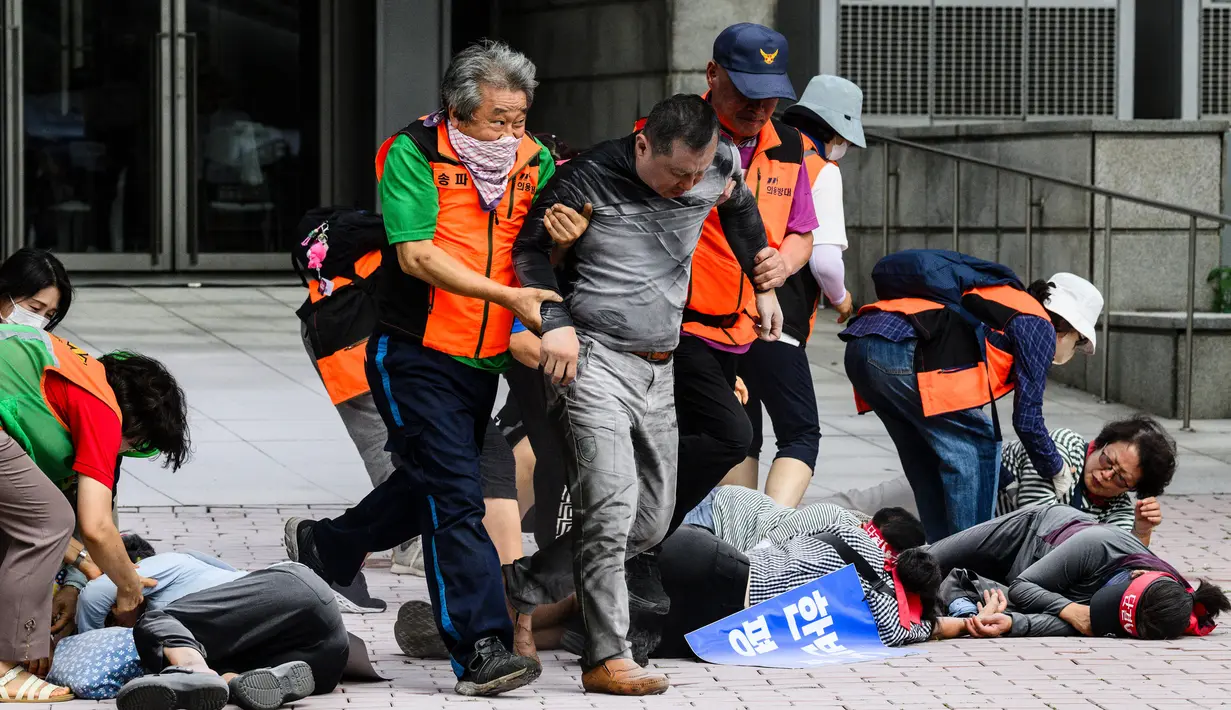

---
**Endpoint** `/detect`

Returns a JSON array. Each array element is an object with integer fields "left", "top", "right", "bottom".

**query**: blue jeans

[
  {"left": 844, "top": 336, "right": 1000, "bottom": 543},
  {"left": 680, "top": 488, "right": 717, "bottom": 532}
]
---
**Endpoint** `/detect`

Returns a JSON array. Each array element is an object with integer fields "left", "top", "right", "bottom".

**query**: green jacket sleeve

[
  {"left": 533, "top": 143, "right": 556, "bottom": 201},
  {"left": 380, "top": 134, "right": 439, "bottom": 244}
]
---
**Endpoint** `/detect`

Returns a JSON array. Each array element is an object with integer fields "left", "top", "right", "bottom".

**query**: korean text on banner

[{"left": 684, "top": 564, "right": 922, "bottom": 669}]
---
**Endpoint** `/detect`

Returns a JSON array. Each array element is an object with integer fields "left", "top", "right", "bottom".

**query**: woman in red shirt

[{"left": 0, "top": 250, "right": 191, "bottom": 702}]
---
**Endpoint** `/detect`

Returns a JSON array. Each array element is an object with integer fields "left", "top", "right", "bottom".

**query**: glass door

[
  {"left": 9, "top": 0, "right": 172, "bottom": 270},
  {"left": 176, "top": 0, "right": 315, "bottom": 270}
]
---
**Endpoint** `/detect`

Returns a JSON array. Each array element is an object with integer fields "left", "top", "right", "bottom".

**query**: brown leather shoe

[{"left": 581, "top": 658, "right": 669, "bottom": 696}]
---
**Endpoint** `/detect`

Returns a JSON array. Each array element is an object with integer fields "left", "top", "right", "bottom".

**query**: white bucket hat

[
  {"left": 1043, "top": 272, "right": 1104, "bottom": 355},
  {"left": 782, "top": 74, "right": 866, "bottom": 148}
]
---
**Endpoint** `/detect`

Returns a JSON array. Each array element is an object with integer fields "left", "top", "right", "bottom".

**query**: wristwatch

[{"left": 73, "top": 548, "right": 89, "bottom": 568}]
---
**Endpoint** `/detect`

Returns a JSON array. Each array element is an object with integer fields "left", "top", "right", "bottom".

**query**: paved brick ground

[
  {"left": 31, "top": 287, "right": 1231, "bottom": 709},
  {"left": 42, "top": 494, "right": 1224, "bottom": 710}
]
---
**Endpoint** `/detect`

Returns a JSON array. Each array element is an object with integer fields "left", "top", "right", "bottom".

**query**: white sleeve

[
  {"left": 810, "top": 163, "right": 848, "bottom": 249},
  {"left": 809, "top": 244, "right": 847, "bottom": 304}
]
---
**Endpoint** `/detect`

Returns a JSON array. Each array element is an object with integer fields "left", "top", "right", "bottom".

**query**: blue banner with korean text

[{"left": 684, "top": 564, "right": 922, "bottom": 668}]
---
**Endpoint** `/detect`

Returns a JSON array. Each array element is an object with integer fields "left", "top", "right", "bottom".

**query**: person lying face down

[
  {"left": 612, "top": 506, "right": 1006, "bottom": 655},
  {"left": 929, "top": 504, "right": 1231, "bottom": 639},
  {"left": 398, "top": 503, "right": 1016, "bottom": 664},
  {"left": 76, "top": 540, "right": 349, "bottom": 710}
]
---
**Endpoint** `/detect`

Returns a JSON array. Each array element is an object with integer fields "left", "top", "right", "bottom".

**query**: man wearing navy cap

[{"left": 669, "top": 23, "right": 820, "bottom": 533}]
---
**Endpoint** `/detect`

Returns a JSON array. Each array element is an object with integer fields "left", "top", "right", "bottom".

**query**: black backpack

[{"left": 293, "top": 208, "right": 387, "bottom": 387}]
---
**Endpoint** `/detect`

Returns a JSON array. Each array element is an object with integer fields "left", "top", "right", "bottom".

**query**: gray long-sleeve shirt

[
  {"left": 928, "top": 505, "right": 1154, "bottom": 637},
  {"left": 512, "top": 134, "right": 768, "bottom": 352},
  {"left": 1004, "top": 525, "right": 1148, "bottom": 636}
]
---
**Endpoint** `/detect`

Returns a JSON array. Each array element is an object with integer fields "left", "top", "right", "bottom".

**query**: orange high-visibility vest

[
  {"left": 686, "top": 117, "right": 806, "bottom": 346},
  {"left": 302, "top": 250, "right": 383, "bottom": 405},
  {"left": 853, "top": 284, "right": 1052, "bottom": 417},
  {"left": 630, "top": 109, "right": 808, "bottom": 346},
  {"left": 0, "top": 327, "right": 121, "bottom": 485},
  {"left": 374, "top": 119, "right": 544, "bottom": 359}
]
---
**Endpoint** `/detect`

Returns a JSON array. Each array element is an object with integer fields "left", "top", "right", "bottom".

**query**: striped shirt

[
  {"left": 996, "top": 428, "right": 1135, "bottom": 530},
  {"left": 710, "top": 485, "right": 864, "bottom": 553},
  {"left": 747, "top": 524, "right": 934, "bottom": 647}
]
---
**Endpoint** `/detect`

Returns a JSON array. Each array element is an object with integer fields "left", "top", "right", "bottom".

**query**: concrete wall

[
  {"left": 498, "top": 0, "right": 776, "bottom": 148},
  {"left": 376, "top": 0, "right": 445, "bottom": 141},
  {"left": 840, "top": 120, "right": 1230, "bottom": 313},
  {"left": 837, "top": 119, "right": 1231, "bottom": 417}
]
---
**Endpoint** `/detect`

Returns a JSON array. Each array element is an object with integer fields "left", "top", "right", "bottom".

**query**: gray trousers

[
  {"left": 506, "top": 333, "right": 677, "bottom": 667},
  {"left": 301, "top": 324, "right": 395, "bottom": 487},
  {"left": 0, "top": 430, "right": 75, "bottom": 661},
  {"left": 819, "top": 475, "right": 920, "bottom": 518},
  {"left": 134, "top": 563, "right": 350, "bottom": 694},
  {"left": 926, "top": 504, "right": 1094, "bottom": 580}
]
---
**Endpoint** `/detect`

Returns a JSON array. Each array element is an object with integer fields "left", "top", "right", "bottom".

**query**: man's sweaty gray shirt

[{"left": 512, "top": 134, "right": 768, "bottom": 352}]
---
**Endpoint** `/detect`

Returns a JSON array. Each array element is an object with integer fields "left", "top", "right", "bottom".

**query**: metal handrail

[{"left": 867, "top": 130, "right": 1231, "bottom": 430}]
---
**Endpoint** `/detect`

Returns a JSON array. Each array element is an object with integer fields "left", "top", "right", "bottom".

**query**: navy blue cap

[{"left": 712, "top": 23, "right": 795, "bottom": 101}]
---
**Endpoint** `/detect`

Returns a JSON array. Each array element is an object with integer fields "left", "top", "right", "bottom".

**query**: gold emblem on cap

[{"left": 760, "top": 48, "right": 779, "bottom": 65}]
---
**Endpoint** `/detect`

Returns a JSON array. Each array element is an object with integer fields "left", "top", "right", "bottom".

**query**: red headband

[
  {"left": 1119, "top": 571, "right": 1216, "bottom": 637},
  {"left": 862, "top": 521, "right": 922, "bottom": 629}
]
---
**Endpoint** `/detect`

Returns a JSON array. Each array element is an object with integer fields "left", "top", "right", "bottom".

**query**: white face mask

[
  {"left": 826, "top": 140, "right": 848, "bottom": 162},
  {"left": 1053, "top": 330, "right": 1080, "bottom": 366},
  {"left": 5, "top": 298, "right": 50, "bottom": 331}
]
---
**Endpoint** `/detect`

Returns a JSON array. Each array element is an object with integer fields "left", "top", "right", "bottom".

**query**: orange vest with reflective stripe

[
  {"left": 685, "top": 117, "right": 806, "bottom": 346},
  {"left": 853, "top": 284, "right": 1052, "bottom": 417},
  {"left": 374, "top": 120, "right": 543, "bottom": 359},
  {"left": 305, "top": 250, "right": 382, "bottom": 405}
]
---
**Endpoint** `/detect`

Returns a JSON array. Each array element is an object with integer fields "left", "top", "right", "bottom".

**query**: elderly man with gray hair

[{"left": 282, "top": 40, "right": 560, "bottom": 697}]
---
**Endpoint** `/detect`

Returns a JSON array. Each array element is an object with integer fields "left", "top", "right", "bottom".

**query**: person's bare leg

[
  {"left": 163, "top": 647, "right": 215, "bottom": 675},
  {"left": 506, "top": 599, "right": 538, "bottom": 661},
  {"left": 532, "top": 627, "right": 566, "bottom": 651},
  {"left": 718, "top": 456, "right": 758, "bottom": 489},
  {"left": 763, "top": 457, "right": 813, "bottom": 508},
  {"left": 483, "top": 498, "right": 524, "bottom": 565},
  {"left": 531, "top": 594, "right": 578, "bottom": 628},
  {"left": 519, "top": 595, "right": 578, "bottom": 653},
  {"left": 514, "top": 438, "right": 536, "bottom": 520}
]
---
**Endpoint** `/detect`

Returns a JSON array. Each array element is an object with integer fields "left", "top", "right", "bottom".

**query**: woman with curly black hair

[{"left": 0, "top": 327, "right": 189, "bottom": 701}]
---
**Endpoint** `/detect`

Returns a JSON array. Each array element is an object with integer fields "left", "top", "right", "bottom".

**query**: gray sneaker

[{"left": 390, "top": 537, "right": 426, "bottom": 576}]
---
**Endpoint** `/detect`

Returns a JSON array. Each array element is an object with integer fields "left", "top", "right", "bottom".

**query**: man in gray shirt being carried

[{"left": 507, "top": 94, "right": 784, "bottom": 695}]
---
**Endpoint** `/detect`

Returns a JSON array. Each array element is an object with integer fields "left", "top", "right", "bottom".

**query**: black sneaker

[
  {"left": 394, "top": 600, "right": 449, "bottom": 658},
  {"left": 282, "top": 517, "right": 327, "bottom": 579},
  {"left": 330, "top": 570, "right": 386, "bottom": 614},
  {"left": 227, "top": 661, "right": 315, "bottom": 710},
  {"left": 454, "top": 637, "right": 541, "bottom": 697},
  {"left": 627, "top": 616, "right": 664, "bottom": 667}
]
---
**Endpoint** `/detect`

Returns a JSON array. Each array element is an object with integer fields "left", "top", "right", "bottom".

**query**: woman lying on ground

[
  {"left": 928, "top": 504, "right": 1230, "bottom": 638},
  {"left": 398, "top": 505, "right": 1009, "bottom": 665},
  {"left": 821, "top": 415, "right": 1178, "bottom": 546}
]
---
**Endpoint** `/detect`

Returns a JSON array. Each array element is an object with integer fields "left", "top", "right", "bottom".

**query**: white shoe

[{"left": 390, "top": 537, "right": 426, "bottom": 577}]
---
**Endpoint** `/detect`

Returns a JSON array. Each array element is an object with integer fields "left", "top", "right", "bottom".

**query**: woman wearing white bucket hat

[
  {"left": 722, "top": 75, "right": 868, "bottom": 507},
  {"left": 842, "top": 258, "right": 1106, "bottom": 543}
]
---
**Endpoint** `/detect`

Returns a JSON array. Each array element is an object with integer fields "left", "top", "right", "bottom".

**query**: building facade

[{"left": 0, "top": 0, "right": 1224, "bottom": 272}]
